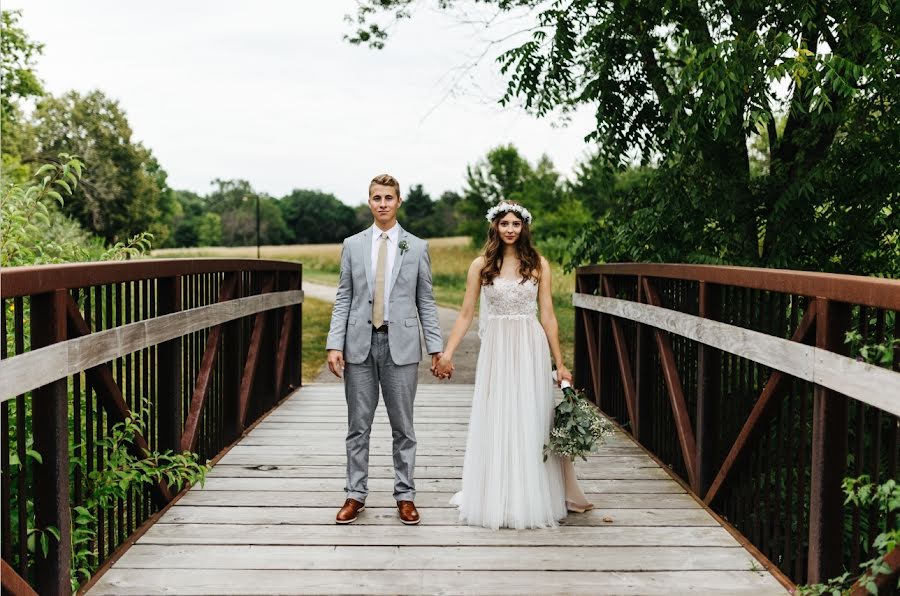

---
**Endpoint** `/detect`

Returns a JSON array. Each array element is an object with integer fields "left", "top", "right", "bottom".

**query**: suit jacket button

[
  {"left": 367, "top": 319, "right": 371, "bottom": 324},
  {"left": 368, "top": 300, "right": 372, "bottom": 304}
]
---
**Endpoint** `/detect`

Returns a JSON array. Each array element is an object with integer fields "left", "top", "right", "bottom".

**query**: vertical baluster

[
  {"left": 888, "top": 313, "right": 899, "bottom": 533},
  {"left": 84, "top": 288, "right": 95, "bottom": 532},
  {"left": 1, "top": 298, "right": 12, "bottom": 565},
  {"left": 93, "top": 286, "right": 105, "bottom": 562},
  {"left": 104, "top": 283, "right": 115, "bottom": 554},
  {"left": 141, "top": 278, "right": 151, "bottom": 519},
  {"left": 124, "top": 280, "right": 134, "bottom": 536},
  {"left": 807, "top": 298, "right": 851, "bottom": 583},
  {"left": 31, "top": 290, "right": 72, "bottom": 595},
  {"left": 697, "top": 281, "right": 720, "bottom": 497},
  {"left": 868, "top": 309, "right": 886, "bottom": 552},
  {"left": 14, "top": 297, "right": 27, "bottom": 579},
  {"left": 771, "top": 291, "right": 787, "bottom": 567},
  {"left": 214, "top": 273, "right": 222, "bottom": 451},
  {"left": 850, "top": 306, "right": 868, "bottom": 569},
  {"left": 72, "top": 290, "right": 83, "bottom": 508},
  {"left": 114, "top": 282, "right": 125, "bottom": 546},
  {"left": 133, "top": 279, "right": 143, "bottom": 522},
  {"left": 157, "top": 276, "right": 182, "bottom": 456}
]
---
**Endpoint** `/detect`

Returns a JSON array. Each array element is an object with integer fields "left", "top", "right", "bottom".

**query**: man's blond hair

[{"left": 369, "top": 174, "right": 401, "bottom": 198}]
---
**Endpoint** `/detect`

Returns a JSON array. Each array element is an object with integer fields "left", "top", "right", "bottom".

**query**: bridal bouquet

[{"left": 543, "top": 381, "right": 614, "bottom": 461}]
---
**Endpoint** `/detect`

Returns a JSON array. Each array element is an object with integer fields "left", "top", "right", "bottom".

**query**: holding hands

[{"left": 432, "top": 352, "right": 454, "bottom": 380}]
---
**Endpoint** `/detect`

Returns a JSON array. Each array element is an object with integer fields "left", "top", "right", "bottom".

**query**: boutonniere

[{"left": 398, "top": 239, "right": 409, "bottom": 255}]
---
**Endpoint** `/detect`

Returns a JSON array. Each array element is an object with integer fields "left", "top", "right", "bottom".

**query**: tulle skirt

[{"left": 450, "top": 316, "right": 591, "bottom": 530}]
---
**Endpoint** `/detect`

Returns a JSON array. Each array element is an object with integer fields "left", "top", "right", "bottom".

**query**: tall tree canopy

[
  {"left": 349, "top": 1, "right": 899, "bottom": 275},
  {"left": 30, "top": 90, "right": 174, "bottom": 244},
  {"left": 279, "top": 189, "right": 357, "bottom": 244},
  {"left": 1, "top": 9, "right": 44, "bottom": 180}
]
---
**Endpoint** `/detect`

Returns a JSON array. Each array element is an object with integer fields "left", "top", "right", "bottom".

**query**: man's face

[{"left": 368, "top": 184, "right": 401, "bottom": 227}]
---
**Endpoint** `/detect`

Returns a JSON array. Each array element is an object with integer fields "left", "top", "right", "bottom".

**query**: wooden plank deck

[{"left": 88, "top": 384, "right": 787, "bottom": 595}]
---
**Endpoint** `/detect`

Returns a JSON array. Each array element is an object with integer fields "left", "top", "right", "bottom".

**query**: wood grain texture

[
  {"left": 89, "top": 569, "right": 785, "bottom": 595},
  {"left": 109, "top": 544, "right": 749, "bottom": 570},
  {"left": 157, "top": 506, "right": 718, "bottom": 527},
  {"left": 85, "top": 383, "right": 786, "bottom": 596}
]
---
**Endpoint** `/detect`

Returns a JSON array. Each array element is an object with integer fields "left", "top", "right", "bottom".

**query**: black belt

[{"left": 372, "top": 324, "right": 389, "bottom": 333}]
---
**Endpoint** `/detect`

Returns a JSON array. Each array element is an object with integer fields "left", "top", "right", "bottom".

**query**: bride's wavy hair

[{"left": 479, "top": 201, "right": 542, "bottom": 286}]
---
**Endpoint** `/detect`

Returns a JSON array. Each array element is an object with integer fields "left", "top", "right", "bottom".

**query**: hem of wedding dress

[{"left": 450, "top": 492, "right": 569, "bottom": 530}]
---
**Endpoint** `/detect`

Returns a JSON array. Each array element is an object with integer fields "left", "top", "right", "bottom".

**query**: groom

[{"left": 325, "top": 174, "right": 444, "bottom": 525}]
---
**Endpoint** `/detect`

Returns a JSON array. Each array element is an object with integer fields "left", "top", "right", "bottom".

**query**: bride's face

[{"left": 497, "top": 212, "right": 523, "bottom": 245}]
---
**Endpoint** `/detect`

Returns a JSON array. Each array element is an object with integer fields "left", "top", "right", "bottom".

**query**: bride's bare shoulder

[{"left": 470, "top": 256, "right": 486, "bottom": 270}]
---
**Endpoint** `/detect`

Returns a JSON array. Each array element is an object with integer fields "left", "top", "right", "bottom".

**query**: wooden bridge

[{"left": 1, "top": 260, "right": 898, "bottom": 594}]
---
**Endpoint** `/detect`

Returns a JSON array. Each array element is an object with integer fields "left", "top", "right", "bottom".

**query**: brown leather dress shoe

[
  {"left": 335, "top": 498, "right": 365, "bottom": 524},
  {"left": 397, "top": 500, "right": 420, "bottom": 525}
]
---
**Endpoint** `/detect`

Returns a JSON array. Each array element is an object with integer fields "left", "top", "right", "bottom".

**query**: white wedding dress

[{"left": 450, "top": 277, "right": 592, "bottom": 530}]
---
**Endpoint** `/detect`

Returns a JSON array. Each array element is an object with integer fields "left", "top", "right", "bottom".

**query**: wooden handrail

[
  {"left": 577, "top": 264, "right": 900, "bottom": 311},
  {"left": 0, "top": 289, "right": 304, "bottom": 402},
  {"left": 573, "top": 293, "right": 900, "bottom": 416},
  {"left": 0, "top": 258, "right": 300, "bottom": 298}
]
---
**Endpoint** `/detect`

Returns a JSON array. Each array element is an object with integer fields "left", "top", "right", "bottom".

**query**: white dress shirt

[{"left": 370, "top": 223, "right": 399, "bottom": 324}]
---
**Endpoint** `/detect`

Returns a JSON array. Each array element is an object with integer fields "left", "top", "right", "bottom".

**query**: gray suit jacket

[{"left": 325, "top": 225, "right": 443, "bottom": 365}]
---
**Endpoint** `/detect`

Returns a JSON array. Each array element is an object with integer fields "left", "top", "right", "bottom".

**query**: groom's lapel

[
  {"left": 388, "top": 226, "right": 407, "bottom": 294},
  {"left": 359, "top": 227, "right": 373, "bottom": 298}
]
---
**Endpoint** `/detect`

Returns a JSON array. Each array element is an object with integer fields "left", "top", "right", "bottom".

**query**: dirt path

[{"left": 304, "top": 282, "right": 480, "bottom": 385}]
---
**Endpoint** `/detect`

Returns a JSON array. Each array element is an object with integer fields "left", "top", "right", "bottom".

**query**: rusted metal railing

[
  {"left": 573, "top": 264, "right": 899, "bottom": 588},
  {"left": 0, "top": 259, "right": 303, "bottom": 594}
]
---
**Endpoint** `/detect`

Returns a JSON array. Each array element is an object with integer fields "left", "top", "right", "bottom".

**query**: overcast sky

[{"left": 8, "top": 1, "right": 599, "bottom": 206}]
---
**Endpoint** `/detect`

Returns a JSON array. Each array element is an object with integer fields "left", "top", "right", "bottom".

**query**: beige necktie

[{"left": 372, "top": 232, "right": 388, "bottom": 327}]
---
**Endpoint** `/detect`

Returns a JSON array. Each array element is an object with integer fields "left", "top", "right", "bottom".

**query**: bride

[{"left": 435, "top": 201, "right": 592, "bottom": 530}]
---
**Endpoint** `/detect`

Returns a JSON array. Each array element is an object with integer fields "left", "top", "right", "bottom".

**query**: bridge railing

[
  {"left": 0, "top": 259, "right": 303, "bottom": 595},
  {"left": 574, "top": 264, "right": 899, "bottom": 588}
]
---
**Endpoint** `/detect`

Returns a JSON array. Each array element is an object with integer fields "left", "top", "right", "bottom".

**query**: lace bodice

[{"left": 482, "top": 278, "right": 538, "bottom": 320}]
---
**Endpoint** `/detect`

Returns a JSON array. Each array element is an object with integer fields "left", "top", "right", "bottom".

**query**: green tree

[
  {"left": 205, "top": 179, "right": 289, "bottom": 246},
  {"left": 0, "top": 9, "right": 44, "bottom": 181},
  {"left": 170, "top": 190, "right": 223, "bottom": 247},
  {"left": 570, "top": 155, "right": 654, "bottom": 220},
  {"left": 30, "top": 90, "right": 171, "bottom": 244},
  {"left": 398, "top": 184, "right": 436, "bottom": 237},
  {"left": 194, "top": 212, "right": 223, "bottom": 246},
  {"left": 2, "top": 154, "right": 152, "bottom": 267},
  {"left": 279, "top": 189, "right": 357, "bottom": 243},
  {"left": 349, "top": 0, "right": 900, "bottom": 276},
  {"left": 432, "top": 190, "right": 463, "bottom": 237},
  {"left": 220, "top": 198, "right": 289, "bottom": 247}
]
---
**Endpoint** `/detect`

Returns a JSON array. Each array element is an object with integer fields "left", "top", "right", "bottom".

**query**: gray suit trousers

[{"left": 344, "top": 328, "right": 418, "bottom": 502}]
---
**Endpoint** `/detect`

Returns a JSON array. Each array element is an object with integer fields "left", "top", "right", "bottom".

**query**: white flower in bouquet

[{"left": 543, "top": 380, "right": 614, "bottom": 461}]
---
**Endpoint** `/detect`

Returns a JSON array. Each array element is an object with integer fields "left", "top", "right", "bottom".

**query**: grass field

[
  {"left": 300, "top": 296, "right": 336, "bottom": 382},
  {"left": 154, "top": 236, "right": 576, "bottom": 375}
]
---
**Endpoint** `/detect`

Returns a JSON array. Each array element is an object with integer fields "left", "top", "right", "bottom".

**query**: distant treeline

[{"left": 168, "top": 181, "right": 468, "bottom": 248}]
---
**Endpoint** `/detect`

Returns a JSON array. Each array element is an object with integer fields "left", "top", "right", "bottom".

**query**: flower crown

[{"left": 485, "top": 202, "right": 533, "bottom": 224}]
